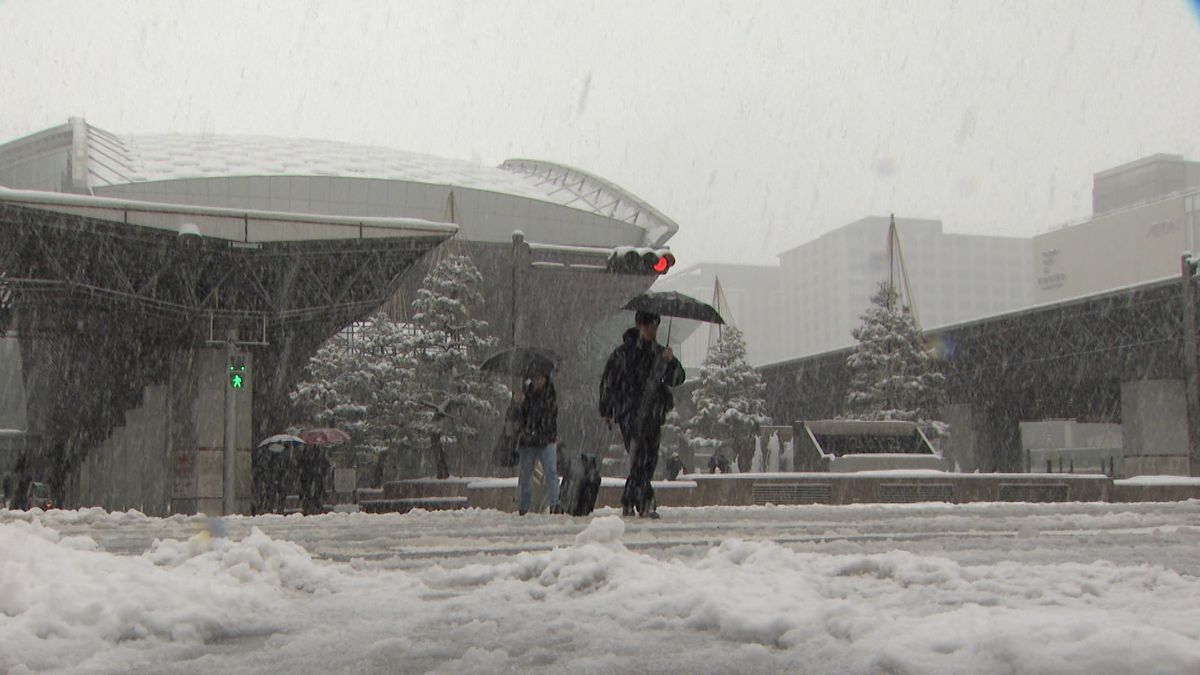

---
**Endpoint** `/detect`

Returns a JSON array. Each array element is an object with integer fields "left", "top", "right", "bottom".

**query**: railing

[{"left": 1027, "top": 447, "right": 1122, "bottom": 477}]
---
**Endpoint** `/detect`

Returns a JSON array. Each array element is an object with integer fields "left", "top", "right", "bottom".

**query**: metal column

[
  {"left": 223, "top": 329, "right": 238, "bottom": 515},
  {"left": 1181, "top": 255, "right": 1200, "bottom": 476}
]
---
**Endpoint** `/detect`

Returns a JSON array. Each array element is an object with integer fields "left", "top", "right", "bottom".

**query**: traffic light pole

[
  {"left": 223, "top": 328, "right": 238, "bottom": 515},
  {"left": 507, "top": 233, "right": 676, "bottom": 356},
  {"left": 511, "top": 231, "right": 529, "bottom": 349},
  {"left": 1182, "top": 255, "right": 1200, "bottom": 476}
]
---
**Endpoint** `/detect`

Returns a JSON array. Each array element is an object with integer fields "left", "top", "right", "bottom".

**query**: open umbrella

[
  {"left": 299, "top": 428, "right": 351, "bottom": 446},
  {"left": 480, "top": 346, "right": 560, "bottom": 376},
  {"left": 622, "top": 290, "right": 726, "bottom": 342},
  {"left": 257, "top": 433, "right": 305, "bottom": 453}
]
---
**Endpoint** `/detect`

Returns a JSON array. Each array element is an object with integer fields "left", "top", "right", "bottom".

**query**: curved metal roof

[
  {"left": 65, "top": 122, "right": 677, "bottom": 244},
  {"left": 499, "top": 159, "right": 678, "bottom": 247}
]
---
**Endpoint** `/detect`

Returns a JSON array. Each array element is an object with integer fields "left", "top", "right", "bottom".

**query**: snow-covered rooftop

[
  {"left": 0, "top": 120, "right": 678, "bottom": 245},
  {"left": 85, "top": 127, "right": 554, "bottom": 198}
]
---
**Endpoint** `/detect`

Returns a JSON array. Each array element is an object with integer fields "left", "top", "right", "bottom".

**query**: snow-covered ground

[{"left": 4, "top": 501, "right": 1200, "bottom": 674}]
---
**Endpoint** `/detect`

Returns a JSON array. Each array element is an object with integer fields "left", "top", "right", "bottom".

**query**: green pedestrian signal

[{"left": 229, "top": 356, "right": 247, "bottom": 389}]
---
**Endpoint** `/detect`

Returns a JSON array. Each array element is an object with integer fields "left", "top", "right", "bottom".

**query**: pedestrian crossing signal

[
  {"left": 606, "top": 248, "right": 676, "bottom": 275},
  {"left": 229, "top": 357, "right": 247, "bottom": 389}
]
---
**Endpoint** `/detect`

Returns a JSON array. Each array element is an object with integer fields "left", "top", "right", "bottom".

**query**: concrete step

[
  {"left": 381, "top": 477, "right": 480, "bottom": 500},
  {"left": 359, "top": 496, "right": 470, "bottom": 514},
  {"left": 466, "top": 477, "right": 697, "bottom": 512}
]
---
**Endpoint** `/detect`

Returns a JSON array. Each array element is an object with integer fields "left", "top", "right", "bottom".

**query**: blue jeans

[{"left": 517, "top": 442, "right": 559, "bottom": 513}]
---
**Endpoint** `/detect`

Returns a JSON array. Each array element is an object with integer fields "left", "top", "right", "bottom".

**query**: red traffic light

[
  {"left": 652, "top": 252, "right": 675, "bottom": 274},
  {"left": 606, "top": 247, "right": 676, "bottom": 275}
]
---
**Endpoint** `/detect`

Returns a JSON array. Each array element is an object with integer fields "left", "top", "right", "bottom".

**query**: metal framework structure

[
  {"left": 760, "top": 276, "right": 1191, "bottom": 471},
  {"left": 499, "top": 159, "right": 679, "bottom": 247},
  {"left": 0, "top": 198, "right": 452, "bottom": 500}
]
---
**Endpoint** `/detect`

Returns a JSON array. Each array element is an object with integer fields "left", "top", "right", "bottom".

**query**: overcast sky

[{"left": 2, "top": 0, "right": 1198, "bottom": 265}]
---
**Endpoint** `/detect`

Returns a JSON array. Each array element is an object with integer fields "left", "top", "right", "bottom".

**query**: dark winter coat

[
  {"left": 599, "top": 328, "right": 686, "bottom": 435},
  {"left": 517, "top": 380, "right": 557, "bottom": 448}
]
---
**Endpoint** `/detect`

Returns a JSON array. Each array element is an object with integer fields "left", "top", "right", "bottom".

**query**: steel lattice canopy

[
  {"left": 757, "top": 276, "right": 1189, "bottom": 471},
  {"left": 0, "top": 187, "right": 457, "bottom": 336}
]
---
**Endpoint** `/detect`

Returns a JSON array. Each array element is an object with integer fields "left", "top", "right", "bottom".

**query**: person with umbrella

[
  {"left": 254, "top": 434, "right": 305, "bottom": 514},
  {"left": 481, "top": 347, "right": 560, "bottom": 475},
  {"left": 296, "top": 428, "right": 348, "bottom": 515},
  {"left": 514, "top": 363, "right": 561, "bottom": 515},
  {"left": 599, "top": 310, "right": 686, "bottom": 518}
]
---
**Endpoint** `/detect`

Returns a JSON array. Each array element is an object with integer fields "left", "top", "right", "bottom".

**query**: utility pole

[
  {"left": 511, "top": 231, "right": 529, "bottom": 349},
  {"left": 223, "top": 327, "right": 238, "bottom": 515},
  {"left": 1181, "top": 255, "right": 1200, "bottom": 476}
]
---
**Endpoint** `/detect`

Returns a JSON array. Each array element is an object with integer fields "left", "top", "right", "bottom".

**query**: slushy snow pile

[{"left": 3, "top": 505, "right": 1200, "bottom": 674}]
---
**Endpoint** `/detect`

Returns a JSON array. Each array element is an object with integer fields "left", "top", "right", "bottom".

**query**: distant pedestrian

[
  {"left": 599, "top": 311, "right": 685, "bottom": 518},
  {"left": 665, "top": 453, "right": 685, "bottom": 481},
  {"left": 515, "top": 369, "right": 560, "bottom": 515},
  {"left": 708, "top": 451, "right": 732, "bottom": 474},
  {"left": 297, "top": 445, "right": 328, "bottom": 515}
]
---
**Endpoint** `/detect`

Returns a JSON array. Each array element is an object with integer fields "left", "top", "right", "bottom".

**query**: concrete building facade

[
  {"left": 656, "top": 217, "right": 1032, "bottom": 369},
  {"left": 1034, "top": 154, "right": 1200, "bottom": 303},
  {"left": 778, "top": 216, "right": 1032, "bottom": 359}
]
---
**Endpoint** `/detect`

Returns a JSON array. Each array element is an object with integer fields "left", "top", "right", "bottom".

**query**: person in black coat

[
  {"left": 515, "top": 370, "right": 561, "bottom": 515},
  {"left": 599, "top": 311, "right": 686, "bottom": 518}
]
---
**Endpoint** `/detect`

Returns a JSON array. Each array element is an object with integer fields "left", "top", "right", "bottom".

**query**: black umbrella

[
  {"left": 480, "top": 346, "right": 560, "bottom": 376},
  {"left": 622, "top": 291, "right": 726, "bottom": 342}
]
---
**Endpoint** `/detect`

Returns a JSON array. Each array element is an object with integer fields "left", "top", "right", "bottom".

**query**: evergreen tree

[
  {"left": 290, "top": 312, "right": 415, "bottom": 453},
  {"left": 685, "top": 326, "right": 771, "bottom": 470},
  {"left": 351, "top": 313, "right": 420, "bottom": 453},
  {"left": 290, "top": 329, "right": 358, "bottom": 429},
  {"left": 404, "top": 255, "right": 507, "bottom": 478},
  {"left": 291, "top": 255, "right": 505, "bottom": 480},
  {"left": 660, "top": 410, "right": 688, "bottom": 474},
  {"left": 844, "top": 282, "right": 947, "bottom": 436}
]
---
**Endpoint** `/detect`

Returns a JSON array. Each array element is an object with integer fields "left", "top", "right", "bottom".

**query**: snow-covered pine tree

[
  {"left": 350, "top": 313, "right": 420, "bottom": 452},
  {"left": 289, "top": 312, "right": 415, "bottom": 453},
  {"left": 404, "top": 255, "right": 508, "bottom": 478},
  {"left": 685, "top": 325, "right": 771, "bottom": 471},
  {"left": 290, "top": 330, "right": 358, "bottom": 429},
  {"left": 660, "top": 410, "right": 689, "bottom": 475},
  {"left": 844, "top": 282, "right": 947, "bottom": 436}
]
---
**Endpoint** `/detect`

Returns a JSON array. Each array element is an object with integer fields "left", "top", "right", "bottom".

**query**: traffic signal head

[{"left": 607, "top": 248, "right": 676, "bottom": 275}]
